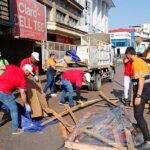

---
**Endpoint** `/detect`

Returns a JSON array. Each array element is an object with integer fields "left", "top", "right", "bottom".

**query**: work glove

[
  {"left": 57, "top": 69, "right": 62, "bottom": 73},
  {"left": 25, "top": 104, "right": 31, "bottom": 113},
  {"left": 34, "top": 75, "right": 39, "bottom": 82}
]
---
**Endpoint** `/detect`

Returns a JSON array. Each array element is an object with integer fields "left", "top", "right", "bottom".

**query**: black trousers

[{"left": 133, "top": 97, "right": 150, "bottom": 142}]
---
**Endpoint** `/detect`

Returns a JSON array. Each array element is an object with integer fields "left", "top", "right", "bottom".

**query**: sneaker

[
  {"left": 135, "top": 142, "right": 150, "bottom": 150},
  {"left": 51, "top": 93, "right": 57, "bottom": 97},
  {"left": 12, "top": 128, "right": 24, "bottom": 135},
  {"left": 69, "top": 105, "right": 74, "bottom": 108},
  {"left": 59, "top": 102, "right": 65, "bottom": 105},
  {"left": 43, "top": 92, "right": 46, "bottom": 97}
]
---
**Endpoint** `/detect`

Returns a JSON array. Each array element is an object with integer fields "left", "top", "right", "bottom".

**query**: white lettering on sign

[
  {"left": 34, "top": 20, "right": 44, "bottom": 32},
  {"left": 18, "top": 2, "right": 39, "bottom": 18},
  {"left": 13, "top": 0, "right": 46, "bottom": 40},
  {"left": 14, "top": 2, "right": 45, "bottom": 32}
]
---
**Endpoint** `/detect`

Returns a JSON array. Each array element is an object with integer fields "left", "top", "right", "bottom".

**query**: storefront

[
  {"left": 0, "top": 0, "right": 46, "bottom": 69},
  {"left": 109, "top": 28, "right": 135, "bottom": 55}
]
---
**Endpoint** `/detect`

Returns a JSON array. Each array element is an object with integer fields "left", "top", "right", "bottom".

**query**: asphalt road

[{"left": 0, "top": 62, "right": 149, "bottom": 150}]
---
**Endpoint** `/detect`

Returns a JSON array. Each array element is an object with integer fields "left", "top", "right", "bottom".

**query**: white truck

[{"left": 42, "top": 33, "right": 116, "bottom": 91}]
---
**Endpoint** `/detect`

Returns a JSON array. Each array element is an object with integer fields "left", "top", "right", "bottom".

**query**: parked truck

[{"left": 42, "top": 33, "right": 116, "bottom": 91}]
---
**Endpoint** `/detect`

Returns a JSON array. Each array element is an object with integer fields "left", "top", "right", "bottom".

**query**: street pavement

[{"left": 0, "top": 63, "right": 150, "bottom": 150}]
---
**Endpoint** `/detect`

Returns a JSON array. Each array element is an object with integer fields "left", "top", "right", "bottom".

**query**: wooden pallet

[{"left": 64, "top": 93, "right": 138, "bottom": 150}]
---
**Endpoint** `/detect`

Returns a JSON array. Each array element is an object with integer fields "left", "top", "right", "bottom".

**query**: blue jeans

[
  {"left": 60, "top": 78, "right": 74, "bottom": 106},
  {"left": 0, "top": 91, "right": 18, "bottom": 131},
  {"left": 43, "top": 73, "right": 55, "bottom": 94}
]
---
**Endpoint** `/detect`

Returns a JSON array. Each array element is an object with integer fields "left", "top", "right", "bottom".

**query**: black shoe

[
  {"left": 125, "top": 101, "right": 130, "bottom": 106},
  {"left": 135, "top": 142, "right": 150, "bottom": 150},
  {"left": 0, "top": 113, "right": 11, "bottom": 127},
  {"left": 119, "top": 98, "right": 130, "bottom": 106}
]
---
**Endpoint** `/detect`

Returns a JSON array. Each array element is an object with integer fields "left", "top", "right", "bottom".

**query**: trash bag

[{"left": 66, "top": 50, "right": 80, "bottom": 62}]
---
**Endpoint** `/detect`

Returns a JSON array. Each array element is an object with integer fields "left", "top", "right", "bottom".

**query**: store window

[
  {"left": 56, "top": 11, "right": 65, "bottom": 23},
  {"left": 112, "top": 39, "right": 129, "bottom": 47}
]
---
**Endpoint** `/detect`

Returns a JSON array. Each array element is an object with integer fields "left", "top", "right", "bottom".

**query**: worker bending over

[
  {"left": 0, "top": 64, "right": 33, "bottom": 135},
  {"left": 60, "top": 70, "right": 91, "bottom": 107}
]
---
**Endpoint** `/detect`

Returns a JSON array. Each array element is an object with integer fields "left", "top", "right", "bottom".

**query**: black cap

[{"left": 50, "top": 53, "right": 55, "bottom": 57}]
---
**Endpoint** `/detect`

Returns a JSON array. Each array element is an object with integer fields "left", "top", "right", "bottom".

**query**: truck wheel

[
  {"left": 109, "top": 68, "right": 115, "bottom": 82},
  {"left": 88, "top": 82, "right": 94, "bottom": 91},
  {"left": 93, "top": 74, "right": 101, "bottom": 91}
]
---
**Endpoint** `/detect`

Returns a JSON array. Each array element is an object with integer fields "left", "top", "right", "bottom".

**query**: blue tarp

[
  {"left": 66, "top": 50, "right": 80, "bottom": 62},
  {"left": 0, "top": 103, "right": 57, "bottom": 132}
]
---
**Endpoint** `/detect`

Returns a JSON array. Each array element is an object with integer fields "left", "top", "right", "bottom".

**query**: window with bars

[
  {"left": 68, "top": 17, "right": 77, "bottom": 27},
  {"left": 56, "top": 11, "right": 65, "bottom": 23},
  {"left": 46, "top": 7, "right": 51, "bottom": 22}
]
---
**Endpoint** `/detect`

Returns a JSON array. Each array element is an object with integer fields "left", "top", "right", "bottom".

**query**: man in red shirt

[
  {"left": 0, "top": 64, "right": 34, "bottom": 135},
  {"left": 20, "top": 52, "right": 39, "bottom": 81},
  {"left": 122, "top": 57, "right": 132, "bottom": 106},
  {"left": 60, "top": 70, "right": 91, "bottom": 107}
]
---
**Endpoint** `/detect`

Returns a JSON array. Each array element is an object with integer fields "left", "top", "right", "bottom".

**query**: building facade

[
  {"left": 0, "top": 0, "right": 14, "bottom": 33},
  {"left": 109, "top": 28, "right": 135, "bottom": 55},
  {"left": 38, "top": 0, "right": 86, "bottom": 44},
  {"left": 75, "top": 0, "right": 115, "bottom": 33}
]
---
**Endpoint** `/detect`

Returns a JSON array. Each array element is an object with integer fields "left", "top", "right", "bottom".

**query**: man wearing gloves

[
  {"left": 20, "top": 52, "right": 40, "bottom": 81},
  {"left": 60, "top": 70, "right": 91, "bottom": 107},
  {"left": 0, "top": 64, "right": 33, "bottom": 135}
]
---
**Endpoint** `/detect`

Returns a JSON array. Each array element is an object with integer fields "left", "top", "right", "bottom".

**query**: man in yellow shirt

[
  {"left": 126, "top": 47, "right": 150, "bottom": 149},
  {"left": 43, "top": 53, "right": 57, "bottom": 97}
]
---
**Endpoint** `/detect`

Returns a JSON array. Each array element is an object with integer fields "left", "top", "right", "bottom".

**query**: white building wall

[
  {"left": 75, "top": 0, "right": 114, "bottom": 34},
  {"left": 143, "top": 23, "right": 150, "bottom": 33}
]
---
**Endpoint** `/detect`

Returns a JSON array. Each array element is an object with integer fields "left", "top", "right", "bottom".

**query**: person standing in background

[
  {"left": 43, "top": 53, "right": 57, "bottom": 97},
  {"left": 122, "top": 56, "right": 132, "bottom": 106},
  {"left": 126, "top": 47, "right": 150, "bottom": 149},
  {"left": 20, "top": 52, "right": 40, "bottom": 82}
]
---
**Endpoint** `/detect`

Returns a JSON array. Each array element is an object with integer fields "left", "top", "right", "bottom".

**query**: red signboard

[
  {"left": 13, "top": 0, "right": 46, "bottom": 41},
  {"left": 56, "top": 35, "right": 73, "bottom": 44}
]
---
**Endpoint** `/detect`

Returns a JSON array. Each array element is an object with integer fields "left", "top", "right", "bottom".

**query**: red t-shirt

[
  {"left": 62, "top": 70, "right": 83, "bottom": 88},
  {"left": 20, "top": 58, "right": 39, "bottom": 73},
  {"left": 0, "top": 65, "right": 26, "bottom": 94},
  {"left": 123, "top": 58, "right": 132, "bottom": 77}
]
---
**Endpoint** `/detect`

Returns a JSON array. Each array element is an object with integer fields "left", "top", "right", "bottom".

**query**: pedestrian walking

[
  {"left": 122, "top": 56, "right": 132, "bottom": 106},
  {"left": 59, "top": 70, "right": 91, "bottom": 107},
  {"left": 117, "top": 48, "right": 121, "bottom": 58},
  {"left": 43, "top": 53, "right": 57, "bottom": 97},
  {"left": 0, "top": 64, "right": 33, "bottom": 135},
  {"left": 125, "top": 47, "right": 150, "bottom": 149},
  {"left": 20, "top": 52, "right": 40, "bottom": 82}
]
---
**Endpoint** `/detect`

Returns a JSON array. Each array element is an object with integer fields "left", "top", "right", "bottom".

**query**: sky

[{"left": 109, "top": 0, "right": 150, "bottom": 30}]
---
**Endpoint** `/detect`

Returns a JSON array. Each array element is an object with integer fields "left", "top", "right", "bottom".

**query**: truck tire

[{"left": 93, "top": 74, "right": 101, "bottom": 91}]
